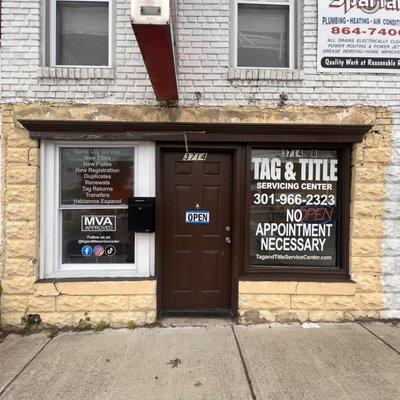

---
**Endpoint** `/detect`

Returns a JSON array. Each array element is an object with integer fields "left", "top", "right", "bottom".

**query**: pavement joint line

[
  {"left": 231, "top": 326, "right": 257, "bottom": 400},
  {"left": 0, "top": 336, "right": 52, "bottom": 398},
  {"left": 357, "top": 322, "right": 400, "bottom": 357}
]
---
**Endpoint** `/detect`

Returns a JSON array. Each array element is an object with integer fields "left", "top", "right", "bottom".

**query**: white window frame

[
  {"left": 233, "top": 0, "right": 296, "bottom": 69},
  {"left": 40, "top": 141, "right": 155, "bottom": 279},
  {"left": 49, "top": 0, "right": 113, "bottom": 67}
]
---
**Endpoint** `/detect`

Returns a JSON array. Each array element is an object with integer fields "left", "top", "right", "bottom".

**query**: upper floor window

[
  {"left": 50, "top": 0, "right": 112, "bottom": 67},
  {"left": 234, "top": 0, "right": 296, "bottom": 69}
]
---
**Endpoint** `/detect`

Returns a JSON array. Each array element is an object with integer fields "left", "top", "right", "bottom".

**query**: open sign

[
  {"left": 299, "top": 205, "right": 335, "bottom": 224},
  {"left": 185, "top": 211, "right": 210, "bottom": 224}
]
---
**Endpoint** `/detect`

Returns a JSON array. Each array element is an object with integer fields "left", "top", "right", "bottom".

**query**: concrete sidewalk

[{"left": 0, "top": 322, "right": 399, "bottom": 400}]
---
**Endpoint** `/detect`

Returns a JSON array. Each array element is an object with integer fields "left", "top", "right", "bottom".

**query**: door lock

[
  {"left": 225, "top": 237, "right": 232, "bottom": 244},
  {"left": 225, "top": 226, "right": 231, "bottom": 232}
]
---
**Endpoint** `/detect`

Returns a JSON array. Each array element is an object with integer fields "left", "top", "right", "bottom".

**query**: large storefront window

[
  {"left": 247, "top": 146, "right": 350, "bottom": 278},
  {"left": 41, "top": 142, "right": 155, "bottom": 279}
]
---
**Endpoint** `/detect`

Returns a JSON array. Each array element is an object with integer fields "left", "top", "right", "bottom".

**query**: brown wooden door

[{"left": 161, "top": 151, "right": 233, "bottom": 313}]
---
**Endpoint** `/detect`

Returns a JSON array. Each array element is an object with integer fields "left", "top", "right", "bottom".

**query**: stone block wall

[
  {"left": 0, "top": 0, "right": 399, "bottom": 326},
  {"left": 0, "top": 103, "right": 395, "bottom": 328},
  {"left": 238, "top": 107, "right": 394, "bottom": 323},
  {"left": 1, "top": 281, "right": 156, "bottom": 329},
  {"left": 0, "top": 104, "right": 158, "bottom": 330},
  {"left": 239, "top": 281, "right": 357, "bottom": 323}
]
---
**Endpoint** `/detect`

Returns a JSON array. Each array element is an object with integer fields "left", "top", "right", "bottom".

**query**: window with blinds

[
  {"left": 51, "top": 0, "right": 111, "bottom": 67},
  {"left": 235, "top": 0, "right": 296, "bottom": 69}
]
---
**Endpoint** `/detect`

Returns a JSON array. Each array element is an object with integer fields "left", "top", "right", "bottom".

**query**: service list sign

[
  {"left": 60, "top": 147, "right": 135, "bottom": 265},
  {"left": 318, "top": 0, "right": 400, "bottom": 73},
  {"left": 250, "top": 150, "right": 338, "bottom": 268},
  {"left": 61, "top": 148, "right": 134, "bottom": 206}
]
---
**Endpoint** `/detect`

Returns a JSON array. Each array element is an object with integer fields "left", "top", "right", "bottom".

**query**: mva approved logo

[{"left": 81, "top": 215, "right": 116, "bottom": 232}]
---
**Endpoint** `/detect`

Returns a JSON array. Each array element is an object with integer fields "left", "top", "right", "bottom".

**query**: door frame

[{"left": 156, "top": 143, "right": 245, "bottom": 318}]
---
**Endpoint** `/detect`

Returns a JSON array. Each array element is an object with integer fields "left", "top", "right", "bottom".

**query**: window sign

[
  {"left": 61, "top": 147, "right": 134, "bottom": 206},
  {"left": 62, "top": 209, "right": 134, "bottom": 264},
  {"left": 60, "top": 147, "right": 135, "bottom": 265},
  {"left": 250, "top": 149, "right": 339, "bottom": 268}
]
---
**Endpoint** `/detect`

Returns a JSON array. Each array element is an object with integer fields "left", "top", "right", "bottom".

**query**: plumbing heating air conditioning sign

[{"left": 318, "top": 0, "right": 400, "bottom": 73}]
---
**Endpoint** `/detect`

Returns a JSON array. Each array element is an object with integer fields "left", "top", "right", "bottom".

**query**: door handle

[{"left": 225, "top": 237, "right": 232, "bottom": 244}]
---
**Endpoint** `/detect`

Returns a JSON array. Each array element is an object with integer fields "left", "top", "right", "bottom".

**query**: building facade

[{"left": 0, "top": 0, "right": 399, "bottom": 330}]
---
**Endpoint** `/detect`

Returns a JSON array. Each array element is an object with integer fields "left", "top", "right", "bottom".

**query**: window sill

[
  {"left": 38, "top": 67, "right": 116, "bottom": 80},
  {"left": 34, "top": 278, "right": 156, "bottom": 297},
  {"left": 240, "top": 273, "right": 353, "bottom": 283},
  {"left": 228, "top": 67, "right": 304, "bottom": 81},
  {"left": 239, "top": 279, "right": 356, "bottom": 296}
]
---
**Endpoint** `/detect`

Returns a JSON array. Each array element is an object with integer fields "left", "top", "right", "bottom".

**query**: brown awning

[{"left": 18, "top": 120, "right": 372, "bottom": 143}]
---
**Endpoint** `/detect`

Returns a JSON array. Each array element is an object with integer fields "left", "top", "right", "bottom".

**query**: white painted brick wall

[
  {"left": 1, "top": 0, "right": 400, "bottom": 107},
  {"left": 0, "top": 0, "right": 399, "bottom": 316},
  {"left": 0, "top": 111, "right": 3, "bottom": 279}
]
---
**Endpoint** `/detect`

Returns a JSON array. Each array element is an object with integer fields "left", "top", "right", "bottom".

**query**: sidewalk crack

[
  {"left": 231, "top": 326, "right": 257, "bottom": 400},
  {"left": 358, "top": 322, "right": 400, "bottom": 357},
  {"left": 0, "top": 336, "right": 53, "bottom": 397}
]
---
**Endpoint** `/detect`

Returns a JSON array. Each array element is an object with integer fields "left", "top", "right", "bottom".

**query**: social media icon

[
  {"left": 105, "top": 245, "right": 116, "bottom": 257},
  {"left": 93, "top": 245, "right": 105, "bottom": 257},
  {"left": 81, "top": 245, "right": 93, "bottom": 256}
]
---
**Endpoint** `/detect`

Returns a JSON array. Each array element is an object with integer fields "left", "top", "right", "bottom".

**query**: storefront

[{"left": 1, "top": 103, "right": 390, "bottom": 330}]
